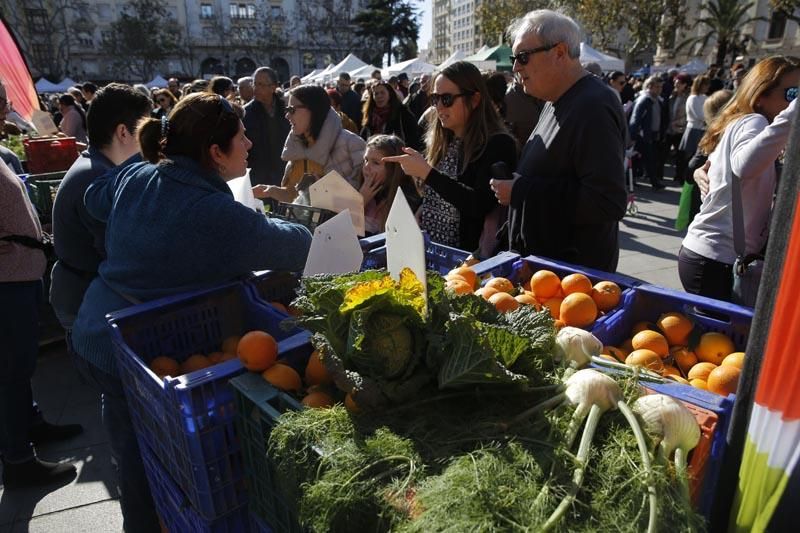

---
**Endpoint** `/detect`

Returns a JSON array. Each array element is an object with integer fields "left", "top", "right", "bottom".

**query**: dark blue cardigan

[{"left": 71, "top": 156, "right": 312, "bottom": 375}]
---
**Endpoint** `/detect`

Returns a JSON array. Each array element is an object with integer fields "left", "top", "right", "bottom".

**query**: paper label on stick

[
  {"left": 31, "top": 110, "right": 59, "bottom": 136},
  {"left": 303, "top": 210, "right": 364, "bottom": 276},
  {"left": 385, "top": 190, "right": 427, "bottom": 310},
  {"left": 309, "top": 171, "right": 365, "bottom": 236},
  {"left": 227, "top": 169, "right": 263, "bottom": 212}
]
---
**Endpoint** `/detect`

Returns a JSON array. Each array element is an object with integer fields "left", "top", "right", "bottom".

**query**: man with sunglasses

[
  {"left": 491, "top": 10, "right": 627, "bottom": 272},
  {"left": 243, "top": 66, "right": 290, "bottom": 187}
]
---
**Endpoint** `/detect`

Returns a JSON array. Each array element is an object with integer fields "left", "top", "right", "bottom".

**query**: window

[
  {"left": 32, "top": 43, "right": 50, "bottom": 65},
  {"left": 97, "top": 3, "right": 111, "bottom": 20},
  {"left": 767, "top": 10, "right": 787, "bottom": 40},
  {"left": 271, "top": 6, "right": 282, "bottom": 18},
  {"left": 25, "top": 9, "right": 47, "bottom": 33},
  {"left": 77, "top": 32, "right": 94, "bottom": 47},
  {"left": 200, "top": 3, "right": 213, "bottom": 19},
  {"left": 303, "top": 52, "right": 315, "bottom": 70},
  {"left": 231, "top": 3, "right": 256, "bottom": 19}
]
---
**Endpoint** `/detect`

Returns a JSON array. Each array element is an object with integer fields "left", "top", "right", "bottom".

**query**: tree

[
  {"left": 101, "top": 0, "right": 180, "bottom": 81},
  {"left": 770, "top": 0, "right": 800, "bottom": 23},
  {"left": 476, "top": 0, "right": 553, "bottom": 46},
  {"left": 678, "top": 0, "right": 765, "bottom": 67},
  {"left": 293, "top": 0, "right": 372, "bottom": 65},
  {"left": 353, "top": 0, "right": 420, "bottom": 66}
]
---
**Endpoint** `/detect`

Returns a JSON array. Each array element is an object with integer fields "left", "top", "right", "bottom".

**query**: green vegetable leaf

[{"left": 504, "top": 306, "right": 557, "bottom": 354}]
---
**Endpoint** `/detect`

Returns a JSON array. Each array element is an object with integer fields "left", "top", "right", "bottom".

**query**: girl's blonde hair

[{"left": 699, "top": 56, "right": 798, "bottom": 154}]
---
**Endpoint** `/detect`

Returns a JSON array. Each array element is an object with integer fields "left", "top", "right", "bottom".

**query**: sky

[{"left": 416, "top": 0, "right": 433, "bottom": 51}]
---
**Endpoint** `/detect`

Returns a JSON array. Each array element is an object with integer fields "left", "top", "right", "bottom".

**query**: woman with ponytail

[{"left": 69, "top": 92, "right": 312, "bottom": 532}]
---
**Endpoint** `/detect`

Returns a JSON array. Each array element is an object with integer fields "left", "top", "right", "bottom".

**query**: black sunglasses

[
  {"left": 786, "top": 87, "right": 798, "bottom": 103},
  {"left": 510, "top": 43, "right": 558, "bottom": 65},
  {"left": 430, "top": 92, "right": 472, "bottom": 108},
  {"left": 286, "top": 104, "right": 308, "bottom": 115}
]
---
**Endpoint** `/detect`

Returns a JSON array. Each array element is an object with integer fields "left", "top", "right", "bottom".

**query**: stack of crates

[{"left": 107, "top": 279, "right": 309, "bottom": 531}]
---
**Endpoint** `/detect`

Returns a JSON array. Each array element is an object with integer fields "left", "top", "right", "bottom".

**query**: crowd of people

[{"left": 1, "top": 7, "right": 797, "bottom": 532}]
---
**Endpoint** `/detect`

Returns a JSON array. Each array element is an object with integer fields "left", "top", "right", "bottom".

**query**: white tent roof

[
  {"left": 146, "top": 75, "right": 169, "bottom": 88},
  {"left": 301, "top": 69, "right": 323, "bottom": 82},
  {"left": 438, "top": 50, "right": 466, "bottom": 69},
  {"left": 35, "top": 78, "right": 62, "bottom": 93},
  {"left": 386, "top": 57, "right": 437, "bottom": 77},
  {"left": 349, "top": 64, "right": 381, "bottom": 79},
  {"left": 308, "top": 63, "right": 336, "bottom": 83},
  {"left": 579, "top": 43, "right": 624, "bottom": 72},
  {"left": 680, "top": 58, "right": 708, "bottom": 75},
  {"left": 45, "top": 77, "right": 78, "bottom": 92},
  {"left": 326, "top": 54, "right": 368, "bottom": 78}
]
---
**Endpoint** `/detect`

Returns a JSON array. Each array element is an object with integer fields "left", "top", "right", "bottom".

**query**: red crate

[{"left": 23, "top": 137, "right": 79, "bottom": 173}]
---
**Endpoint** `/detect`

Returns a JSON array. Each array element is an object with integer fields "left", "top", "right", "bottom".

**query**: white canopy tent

[
  {"left": 326, "top": 54, "right": 368, "bottom": 78},
  {"left": 385, "top": 57, "right": 437, "bottom": 77},
  {"left": 438, "top": 50, "right": 466, "bottom": 70},
  {"left": 307, "top": 63, "right": 337, "bottom": 84},
  {"left": 349, "top": 64, "right": 381, "bottom": 79},
  {"left": 301, "top": 69, "right": 323, "bottom": 82},
  {"left": 43, "top": 77, "right": 78, "bottom": 92},
  {"left": 145, "top": 75, "right": 169, "bottom": 88},
  {"left": 34, "top": 78, "right": 62, "bottom": 93},
  {"left": 680, "top": 58, "right": 708, "bottom": 75},
  {"left": 579, "top": 43, "right": 624, "bottom": 72}
]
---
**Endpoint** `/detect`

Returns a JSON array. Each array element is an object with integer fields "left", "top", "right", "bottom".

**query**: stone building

[{"left": 1, "top": 0, "right": 369, "bottom": 83}]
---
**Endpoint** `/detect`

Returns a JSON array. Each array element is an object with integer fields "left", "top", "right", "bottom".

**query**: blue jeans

[
  {"left": 0, "top": 281, "right": 41, "bottom": 463},
  {"left": 71, "top": 352, "right": 160, "bottom": 532}
]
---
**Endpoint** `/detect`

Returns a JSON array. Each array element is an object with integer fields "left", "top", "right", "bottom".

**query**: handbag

[{"left": 730, "top": 171, "right": 765, "bottom": 307}]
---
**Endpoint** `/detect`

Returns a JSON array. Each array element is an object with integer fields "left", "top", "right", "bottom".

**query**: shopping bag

[
  {"left": 675, "top": 182, "right": 695, "bottom": 231},
  {"left": 732, "top": 254, "right": 764, "bottom": 307}
]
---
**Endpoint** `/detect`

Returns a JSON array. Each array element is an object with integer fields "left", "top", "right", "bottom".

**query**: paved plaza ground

[{"left": 0, "top": 178, "right": 687, "bottom": 532}]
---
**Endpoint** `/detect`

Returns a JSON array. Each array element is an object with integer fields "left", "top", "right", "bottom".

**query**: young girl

[{"left": 358, "top": 134, "right": 421, "bottom": 235}]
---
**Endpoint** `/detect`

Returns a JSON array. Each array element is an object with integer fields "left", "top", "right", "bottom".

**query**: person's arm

[
  {"left": 401, "top": 108, "right": 423, "bottom": 151},
  {"left": 730, "top": 99, "right": 796, "bottom": 179},
  {"left": 84, "top": 162, "right": 146, "bottom": 223},
  {"left": 628, "top": 98, "right": 645, "bottom": 138},
  {"left": 425, "top": 134, "right": 517, "bottom": 215}
]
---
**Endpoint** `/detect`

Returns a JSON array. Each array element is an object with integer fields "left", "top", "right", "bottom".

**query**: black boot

[
  {"left": 2, "top": 457, "right": 77, "bottom": 489},
  {"left": 29, "top": 420, "right": 84, "bottom": 446}
]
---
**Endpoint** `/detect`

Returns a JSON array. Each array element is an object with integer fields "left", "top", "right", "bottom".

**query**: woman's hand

[
  {"left": 359, "top": 174, "right": 384, "bottom": 204},
  {"left": 252, "top": 184, "right": 278, "bottom": 199},
  {"left": 694, "top": 160, "right": 711, "bottom": 199},
  {"left": 382, "top": 147, "right": 432, "bottom": 180},
  {"left": 490, "top": 174, "right": 520, "bottom": 206}
]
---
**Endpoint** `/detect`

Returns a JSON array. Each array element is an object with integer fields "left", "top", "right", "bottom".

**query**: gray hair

[
  {"left": 506, "top": 10, "right": 581, "bottom": 59},
  {"left": 237, "top": 76, "right": 253, "bottom": 87},
  {"left": 253, "top": 66, "right": 278, "bottom": 84},
  {"left": 643, "top": 75, "right": 663, "bottom": 90}
]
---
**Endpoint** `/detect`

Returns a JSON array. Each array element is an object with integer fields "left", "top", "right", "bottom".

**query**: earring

[{"left": 219, "top": 165, "right": 227, "bottom": 175}]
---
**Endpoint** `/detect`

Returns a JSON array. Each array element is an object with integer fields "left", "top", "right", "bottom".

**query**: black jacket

[
  {"left": 340, "top": 89, "right": 362, "bottom": 129},
  {"left": 360, "top": 104, "right": 423, "bottom": 151},
  {"left": 242, "top": 98, "right": 291, "bottom": 186},
  {"left": 426, "top": 132, "right": 518, "bottom": 252}
]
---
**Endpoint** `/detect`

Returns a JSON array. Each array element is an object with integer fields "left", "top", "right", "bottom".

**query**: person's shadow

[{"left": 0, "top": 469, "right": 77, "bottom": 531}]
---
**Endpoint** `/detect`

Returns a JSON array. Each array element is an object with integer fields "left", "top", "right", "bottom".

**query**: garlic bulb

[
  {"left": 554, "top": 327, "right": 603, "bottom": 368},
  {"left": 564, "top": 369, "right": 621, "bottom": 412},
  {"left": 633, "top": 394, "right": 701, "bottom": 458}
]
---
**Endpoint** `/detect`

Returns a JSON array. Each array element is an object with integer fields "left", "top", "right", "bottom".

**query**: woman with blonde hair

[
  {"left": 384, "top": 61, "right": 517, "bottom": 255},
  {"left": 679, "top": 56, "right": 798, "bottom": 302}
]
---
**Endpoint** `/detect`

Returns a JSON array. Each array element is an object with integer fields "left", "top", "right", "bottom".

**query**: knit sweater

[
  {"left": 70, "top": 156, "right": 312, "bottom": 375},
  {"left": 0, "top": 159, "right": 46, "bottom": 282}
]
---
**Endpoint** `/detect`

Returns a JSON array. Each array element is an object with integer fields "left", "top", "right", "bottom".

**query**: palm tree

[{"left": 678, "top": 0, "right": 765, "bottom": 66}]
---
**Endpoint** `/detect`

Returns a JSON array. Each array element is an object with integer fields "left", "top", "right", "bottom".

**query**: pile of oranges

[
  {"left": 599, "top": 312, "right": 743, "bottom": 397},
  {"left": 446, "top": 266, "right": 623, "bottom": 330}
]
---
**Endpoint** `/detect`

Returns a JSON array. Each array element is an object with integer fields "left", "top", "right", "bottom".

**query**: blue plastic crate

[
  {"left": 139, "top": 440, "right": 250, "bottom": 533},
  {"left": 108, "top": 281, "right": 311, "bottom": 520},
  {"left": 231, "top": 372, "right": 305, "bottom": 533},
  {"left": 359, "top": 232, "right": 386, "bottom": 251},
  {"left": 361, "top": 240, "right": 471, "bottom": 274}
]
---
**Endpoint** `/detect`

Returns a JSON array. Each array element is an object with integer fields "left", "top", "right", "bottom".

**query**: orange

[
  {"left": 305, "top": 350, "right": 332, "bottom": 386},
  {"left": 530, "top": 270, "right": 561, "bottom": 299},
  {"left": 485, "top": 277, "right": 515, "bottom": 295},
  {"left": 561, "top": 273, "right": 593, "bottom": 296},
  {"left": 446, "top": 278, "right": 474, "bottom": 295},
  {"left": 687, "top": 362, "right": 717, "bottom": 381},
  {"left": 670, "top": 345, "right": 698, "bottom": 376},
  {"left": 474, "top": 286, "right": 498, "bottom": 300},
  {"left": 695, "top": 332, "right": 736, "bottom": 365},
  {"left": 489, "top": 291, "right": 520, "bottom": 313},
  {"left": 237, "top": 330, "right": 279, "bottom": 372},
  {"left": 591, "top": 281, "right": 622, "bottom": 312},
  {"left": 208, "top": 351, "right": 226, "bottom": 364},
  {"left": 270, "top": 301, "right": 288, "bottom": 314},
  {"left": 631, "top": 321, "right": 658, "bottom": 335},
  {"left": 559, "top": 293, "right": 598, "bottom": 328},
  {"left": 344, "top": 392, "right": 361, "bottom": 413},
  {"left": 514, "top": 293, "right": 540, "bottom": 309},
  {"left": 150, "top": 356, "right": 180, "bottom": 377},
  {"left": 598, "top": 354, "right": 618, "bottom": 363},
  {"left": 221, "top": 335, "right": 241, "bottom": 354},
  {"left": 620, "top": 337, "right": 634, "bottom": 354},
  {"left": 302, "top": 391, "right": 334, "bottom": 408},
  {"left": 554, "top": 319, "right": 566, "bottom": 329},
  {"left": 543, "top": 297, "right": 563, "bottom": 319},
  {"left": 262, "top": 363, "right": 302, "bottom": 392},
  {"left": 722, "top": 352, "right": 745, "bottom": 370},
  {"left": 447, "top": 267, "right": 478, "bottom": 289},
  {"left": 180, "top": 354, "right": 212, "bottom": 374},
  {"left": 666, "top": 375, "right": 691, "bottom": 385},
  {"left": 602, "top": 346, "right": 627, "bottom": 363},
  {"left": 690, "top": 379, "right": 708, "bottom": 390},
  {"left": 632, "top": 330, "right": 670, "bottom": 358},
  {"left": 625, "top": 349, "right": 665, "bottom": 373},
  {"left": 707, "top": 365, "right": 741, "bottom": 396},
  {"left": 656, "top": 312, "right": 694, "bottom": 346},
  {"left": 662, "top": 365, "right": 681, "bottom": 378}
]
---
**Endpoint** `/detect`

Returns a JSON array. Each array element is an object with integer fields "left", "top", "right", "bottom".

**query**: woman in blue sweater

[{"left": 70, "top": 93, "right": 312, "bottom": 532}]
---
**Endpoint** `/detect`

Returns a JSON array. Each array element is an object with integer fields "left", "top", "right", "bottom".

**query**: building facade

[
  {"left": 1, "top": 0, "right": 368, "bottom": 83},
  {"left": 428, "top": 0, "right": 487, "bottom": 64}
]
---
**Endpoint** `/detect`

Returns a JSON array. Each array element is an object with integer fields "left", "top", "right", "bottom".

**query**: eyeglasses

[
  {"left": 157, "top": 98, "right": 169, "bottom": 104},
  {"left": 286, "top": 105, "right": 308, "bottom": 115},
  {"left": 785, "top": 87, "right": 798, "bottom": 103},
  {"left": 509, "top": 43, "right": 558, "bottom": 65},
  {"left": 430, "top": 92, "right": 472, "bottom": 108}
]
